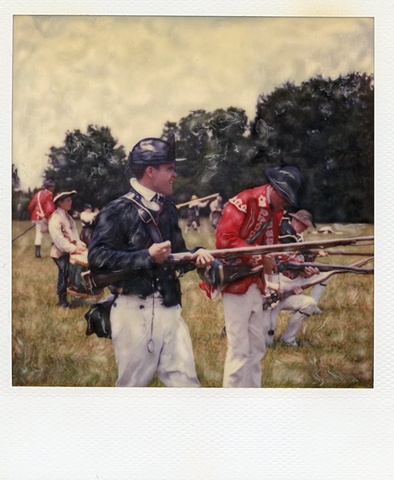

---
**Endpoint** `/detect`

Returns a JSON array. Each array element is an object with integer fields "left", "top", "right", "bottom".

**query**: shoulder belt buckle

[
  {"left": 138, "top": 208, "right": 152, "bottom": 224},
  {"left": 123, "top": 192, "right": 153, "bottom": 224}
]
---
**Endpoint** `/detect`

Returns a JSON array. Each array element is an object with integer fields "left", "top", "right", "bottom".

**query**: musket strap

[
  {"left": 37, "top": 190, "right": 45, "bottom": 219},
  {"left": 239, "top": 197, "right": 273, "bottom": 245},
  {"left": 122, "top": 192, "right": 163, "bottom": 244}
]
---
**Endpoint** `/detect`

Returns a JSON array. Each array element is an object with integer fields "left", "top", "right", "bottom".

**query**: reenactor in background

[
  {"left": 264, "top": 209, "right": 321, "bottom": 347},
  {"left": 28, "top": 179, "right": 56, "bottom": 258},
  {"left": 209, "top": 195, "right": 223, "bottom": 230},
  {"left": 185, "top": 195, "right": 211, "bottom": 233},
  {"left": 48, "top": 191, "right": 87, "bottom": 308}
]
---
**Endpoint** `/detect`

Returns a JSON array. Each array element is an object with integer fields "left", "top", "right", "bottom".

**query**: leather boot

[
  {"left": 35, "top": 245, "right": 41, "bottom": 258},
  {"left": 57, "top": 293, "right": 71, "bottom": 309}
]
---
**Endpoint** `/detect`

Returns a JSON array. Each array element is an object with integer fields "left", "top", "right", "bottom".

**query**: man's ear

[{"left": 145, "top": 166, "right": 155, "bottom": 178}]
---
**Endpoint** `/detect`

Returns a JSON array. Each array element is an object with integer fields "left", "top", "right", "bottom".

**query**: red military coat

[
  {"left": 215, "top": 184, "right": 283, "bottom": 294},
  {"left": 28, "top": 188, "right": 55, "bottom": 221}
]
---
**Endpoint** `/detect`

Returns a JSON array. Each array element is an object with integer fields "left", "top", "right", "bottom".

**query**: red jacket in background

[
  {"left": 28, "top": 188, "right": 55, "bottom": 221},
  {"left": 215, "top": 184, "right": 283, "bottom": 294}
]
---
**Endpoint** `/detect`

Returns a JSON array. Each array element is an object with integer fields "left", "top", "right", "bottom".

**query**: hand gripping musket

[
  {"left": 82, "top": 235, "right": 373, "bottom": 294},
  {"left": 262, "top": 256, "right": 374, "bottom": 310}
]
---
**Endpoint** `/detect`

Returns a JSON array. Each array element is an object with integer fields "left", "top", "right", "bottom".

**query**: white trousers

[
  {"left": 264, "top": 293, "right": 316, "bottom": 345},
  {"left": 310, "top": 276, "right": 332, "bottom": 304},
  {"left": 264, "top": 273, "right": 327, "bottom": 345},
  {"left": 222, "top": 283, "right": 266, "bottom": 388},
  {"left": 110, "top": 293, "right": 200, "bottom": 387},
  {"left": 33, "top": 220, "right": 45, "bottom": 245}
]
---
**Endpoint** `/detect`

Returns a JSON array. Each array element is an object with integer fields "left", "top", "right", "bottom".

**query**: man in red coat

[
  {"left": 216, "top": 166, "right": 305, "bottom": 387},
  {"left": 28, "top": 179, "right": 56, "bottom": 258}
]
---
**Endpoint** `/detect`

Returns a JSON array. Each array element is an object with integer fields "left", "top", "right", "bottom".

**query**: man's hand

[
  {"left": 262, "top": 254, "right": 278, "bottom": 275},
  {"left": 75, "top": 244, "right": 87, "bottom": 254},
  {"left": 265, "top": 280, "right": 280, "bottom": 293},
  {"left": 149, "top": 240, "right": 172, "bottom": 264},
  {"left": 302, "top": 266, "right": 320, "bottom": 278},
  {"left": 193, "top": 248, "right": 215, "bottom": 268}
]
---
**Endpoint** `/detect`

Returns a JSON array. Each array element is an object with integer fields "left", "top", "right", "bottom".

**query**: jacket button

[{"left": 139, "top": 305, "right": 144, "bottom": 309}]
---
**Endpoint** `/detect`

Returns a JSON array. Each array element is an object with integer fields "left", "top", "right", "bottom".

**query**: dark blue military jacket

[{"left": 88, "top": 187, "right": 196, "bottom": 306}]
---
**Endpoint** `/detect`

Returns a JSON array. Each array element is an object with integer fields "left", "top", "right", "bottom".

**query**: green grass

[{"left": 12, "top": 220, "right": 374, "bottom": 388}]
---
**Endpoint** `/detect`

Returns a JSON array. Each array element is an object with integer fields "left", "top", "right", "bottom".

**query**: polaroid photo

[{"left": 2, "top": 1, "right": 392, "bottom": 479}]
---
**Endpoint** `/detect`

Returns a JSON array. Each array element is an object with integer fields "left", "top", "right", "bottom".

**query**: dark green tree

[
  {"left": 250, "top": 73, "right": 374, "bottom": 222},
  {"left": 165, "top": 107, "right": 257, "bottom": 203},
  {"left": 44, "top": 125, "right": 129, "bottom": 211},
  {"left": 12, "top": 164, "right": 31, "bottom": 220}
]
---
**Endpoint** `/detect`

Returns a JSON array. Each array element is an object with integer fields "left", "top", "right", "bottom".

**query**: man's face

[
  {"left": 291, "top": 218, "right": 308, "bottom": 234},
  {"left": 58, "top": 197, "right": 73, "bottom": 211},
  {"left": 149, "top": 163, "right": 177, "bottom": 196},
  {"left": 270, "top": 187, "right": 290, "bottom": 210}
]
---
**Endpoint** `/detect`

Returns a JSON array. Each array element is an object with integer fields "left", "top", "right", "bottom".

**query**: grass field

[{"left": 11, "top": 219, "right": 374, "bottom": 388}]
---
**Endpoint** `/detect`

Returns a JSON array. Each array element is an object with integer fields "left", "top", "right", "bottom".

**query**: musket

[
  {"left": 166, "top": 235, "right": 374, "bottom": 264},
  {"left": 82, "top": 235, "right": 374, "bottom": 293},
  {"left": 176, "top": 193, "right": 219, "bottom": 209},
  {"left": 263, "top": 256, "right": 374, "bottom": 310},
  {"left": 196, "top": 256, "right": 374, "bottom": 290},
  {"left": 12, "top": 224, "right": 35, "bottom": 243},
  {"left": 306, "top": 249, "right": 374, "bottom": 257},
  {"left": 277, "top": 261, "right": 374, "bottom": 275}
]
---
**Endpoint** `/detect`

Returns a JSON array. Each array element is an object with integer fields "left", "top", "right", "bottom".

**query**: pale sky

[{"left": 13, "top": 16, "right": 374, "bottom": 190}]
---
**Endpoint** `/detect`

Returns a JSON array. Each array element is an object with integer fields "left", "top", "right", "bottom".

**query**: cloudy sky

[{"left": 13, "top": 16, "right": 373, "bottom": 190}]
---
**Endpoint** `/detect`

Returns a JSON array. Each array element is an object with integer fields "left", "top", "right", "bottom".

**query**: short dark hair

[
  {"left": 129, "top": 163, "right": 148, "bottom": 180},
  {"left": 129, "top": 163, "right": 161, "bottom": 180}
]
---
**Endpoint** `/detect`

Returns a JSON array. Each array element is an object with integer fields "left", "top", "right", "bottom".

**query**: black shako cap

[
  {"left": 265, "top": 166, "right": 305, "bottom": 207},
  {"left": 128, "top": 134, "right": 176, "bottom": 168}
]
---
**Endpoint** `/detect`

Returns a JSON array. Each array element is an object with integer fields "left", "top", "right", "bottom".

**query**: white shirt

[
  {"left": 49, "top": 207, "right": 84, "bottom": 258},
  {"left": 130, "top": 177, "right": 162, "bottom": 211}
]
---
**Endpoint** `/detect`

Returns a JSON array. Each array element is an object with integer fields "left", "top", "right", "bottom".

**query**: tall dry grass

[{"left": 12, "top": 220, "right": 374, "bottom": 388}]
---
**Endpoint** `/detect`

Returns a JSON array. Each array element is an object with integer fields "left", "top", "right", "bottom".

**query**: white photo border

[{"left": 1, "top": 2, "right": 392, "bottom": 479}]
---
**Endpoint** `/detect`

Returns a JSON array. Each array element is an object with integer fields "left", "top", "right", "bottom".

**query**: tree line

[{"left": 12, "top": 72, "right": 373, "bottom": 223}]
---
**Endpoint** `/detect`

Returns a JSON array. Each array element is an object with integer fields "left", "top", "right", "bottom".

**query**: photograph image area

[{"left": 12, "top": 16, "right": 374, "bottom": 389}]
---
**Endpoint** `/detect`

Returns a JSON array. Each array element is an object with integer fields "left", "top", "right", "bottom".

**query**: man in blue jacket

[{"left": 88, "top": 135, "right": 213, "bottom": 387}]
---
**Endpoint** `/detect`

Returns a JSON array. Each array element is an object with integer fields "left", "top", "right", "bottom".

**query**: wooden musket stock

[{"left": 82, "top": 236, "right": 374, "bottom": 292}]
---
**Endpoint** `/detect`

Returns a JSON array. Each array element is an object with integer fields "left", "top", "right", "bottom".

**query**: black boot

[
  {"left": 35, "top": 245, "right": 41, "bottom": 258},
  {"left": 57, "top": 293, "right": 71, "bottom": 309}
]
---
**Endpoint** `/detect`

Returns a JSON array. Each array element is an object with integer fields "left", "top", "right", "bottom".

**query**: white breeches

[
  {"left": 310, "top": 275, "right": 332, "bottom": 304},
  {"left": 222, "top": 283, "right": 266, "bottom": 388},
  {"left": 110, "top": 293, "right": 200, "bottom": 388},
  {"left": 265, "top": 293, "right": 317, "bottom": 345},
  {"left": 33, "top": 220, "right": 44, "bottom": 245},
  {"left": 264, "top": 273, "right": 328, "bottom": 344}
]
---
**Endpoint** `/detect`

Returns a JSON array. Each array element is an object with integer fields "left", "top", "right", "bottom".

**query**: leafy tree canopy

[
  {"left": 43, "top": 125, "right": 129, "bottom": 211},
  {"left": 13, "top": 73, "right": 373, "bottom": 223},
  {"left": 250, "top": 72, "right": 374, "bottom": 222}
]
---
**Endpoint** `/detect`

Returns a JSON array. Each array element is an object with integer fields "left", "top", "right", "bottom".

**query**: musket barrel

[
  {"left": 176, "top": 193, "right": 219, "bottom": 209},
  {"left": 277, "top": 261, "right": 374, "bottom": 274},
  {"left": 168, "top": 236, "right": 374, "bottom": 263}
]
